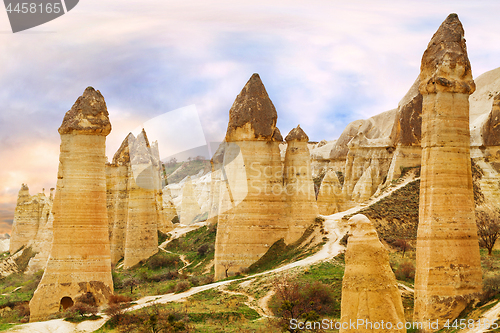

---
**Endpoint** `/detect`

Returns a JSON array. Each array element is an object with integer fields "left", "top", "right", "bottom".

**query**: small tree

[
  {"left": 221, "top": 261, "right": 236, "bottom": 278},
  {"left": 476, "top": 206, "right": 500, "bottom": 255}
]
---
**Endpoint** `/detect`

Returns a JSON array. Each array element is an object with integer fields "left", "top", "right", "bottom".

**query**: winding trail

[{"left": 6, "top": 176, "right": 417, "bottom": 333}]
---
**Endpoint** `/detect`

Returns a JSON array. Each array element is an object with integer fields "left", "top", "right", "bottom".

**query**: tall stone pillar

[
  {"left": 9, "top": 184, "right": 40, "bottom": 253},
  {"left": 123, "top": 130, "right": 159, "bottom": 268},
  {"left": 107, "top": 133, "right": 134, "bottom": 266},
  {"left": 214, "top": 73, "right": 286, "bottom": 280},
  {"left": 317, "top": 170, "right": 342, "bottom": 215},
  {"left": 414, "top": 14, "right": 482, "bottom": 329},
  {"left": 29, "top": 87, "right": 113, "bottom": 322},
  {"left": 283, "top": 125, "right": 318, "bottom": 243}
]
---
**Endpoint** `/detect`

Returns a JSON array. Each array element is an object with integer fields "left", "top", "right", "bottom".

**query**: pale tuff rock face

[
  {"left": 180, "top": 177, "right": 201, "bottom": 225},
  {"left": 414, "top": 14, "right": 482, "bottom": 329},
  {"left": 9, "top": 185, "right": 53, "bottom": 254},
  {"left": 215, "top": 74, "right": 291, "bottom": 280},
  {"left": 283, "top": 125, "right": 318, "bottom": 242},
  {"left": 30, "top": 88, "right": 113, "bottom": 322},
  {"left": 340, "top": 214, "right": 405, "bottom": 333},
  {"left": 107, "top": 131, "right": 170, "bottom": 268},
  {"left": 482, "top": 93, "right": 500, "bottom": 146},
  {"left": 123, "top": 130, "right": 159, "bottom": 268},
  {"left": 107, "top": 134, "right": 134, "bottom": 265},
  {"left": 224, "top": 73, "right": 282, "bottom": 142},
  {"left": 58, "top": 87, "right": 111, "bottom": 135},
  {"left": 317, "top": 170, "right": 342, "bottom": 215}
]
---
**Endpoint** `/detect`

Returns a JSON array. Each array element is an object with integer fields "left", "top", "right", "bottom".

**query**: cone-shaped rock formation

[
  {"left": 30, "top": 87, "right": 113, "bottom": 322},
  {"left": 214, "top": 74, "right": 288, "bottom": 280},
  {"left": 283, "top": 125, "right": 318, "bottom": 242},
  {"left": 414, "top": 14, "right": 482, "bottom": 329},
  {"left": 340, "top": 214, "right": 405, "bottom": 333}
]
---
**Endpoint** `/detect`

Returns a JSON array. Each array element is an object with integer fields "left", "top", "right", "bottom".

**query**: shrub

[
  {"left": 482, "top": 275, "right": 500, "bottom": 300},
  {"left": 147, "top": 253, "right": 178, "bottom": 270},
  {"left": 269, "top": 275, "right": 335, "bottom": 332},
  {"left": 395, "top": 261, "right": 415, "bottom": 281},
  {"left": 175, "top": 281, "right": 190, "bottom": 293},
  {"left": 109, "top": 294, "right": 132, "bottom": 305},
  {"left": 197, "top": 244, "right": 210, "bottom": 256}
]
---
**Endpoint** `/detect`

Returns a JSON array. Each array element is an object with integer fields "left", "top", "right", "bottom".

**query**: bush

[
  {"left": 395, "top": 261, "right": 415, "bottom": 281},
  {"left": 149, "top": 270, "right": 179, "bottom": 282},
  {"left": 109, "top": 294, "right": 132, "bottom": 305},
  {"left": 175, "top": 281, "right": 190, "bottom": 293},
  {"left": 147, "top": 253, "right": 178, "bottom": 270},
  {"left": 269, "top": 275, "right": 335, "bottom": 332},
  {"left": 482, "top": 275, "right": 500, "bottom": 300},
  {"left": 197, "top": 244, "right": 211, "bottom": 256}
]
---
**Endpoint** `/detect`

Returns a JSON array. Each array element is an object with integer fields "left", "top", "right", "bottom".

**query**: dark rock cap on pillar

[
  {"left": 419, "top": 13, "right": 475, "bottom": 95},
  {"left": 225, "top": 73, "right": 282, "bottom": 142},
  {"left": 58, "top": 87, "right": 111, "bottom": 135},
  {"left": 285, "top": 125, "right": 309, "bottom": 142}
]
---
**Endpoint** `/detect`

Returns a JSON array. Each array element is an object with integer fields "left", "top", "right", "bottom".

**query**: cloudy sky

[{"left": 0, "top": 0, "right": 499, "bottom": 233}]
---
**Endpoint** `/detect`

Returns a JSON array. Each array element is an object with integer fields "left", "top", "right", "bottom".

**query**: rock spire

[
  {"left": 30, "top": 87, "right": 113, "bottom": 321},
  {"left": 414, "top": 14, "right": 482, "bottom": 329}
]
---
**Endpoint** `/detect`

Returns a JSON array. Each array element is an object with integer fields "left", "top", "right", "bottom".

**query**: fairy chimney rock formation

[
  {"left": 414, "top": 14, "right": 482, "bottom": 329},
  {"left": 10, "top": 184, "right": 41, "bottom": 253},
  {"left": 123, "top": 129, "right": 159, "bottom": 269},
  {"left": 107, "top": 133, "right": 134, "bottom": 265},
  {"left": 317, "top": 170, "right": 342, "bottom": 215},
  {"left": 340, "top": 214, "right": 405, "bottom": 333},
  {"left": 283, "top": 125, "right": 318, "bottom": 242},
  {"left": 214, "top": 73, "right": 286, "bottom": 280},
  {"left": 29, "top": 87, "right": 113, "bottom": 322}
]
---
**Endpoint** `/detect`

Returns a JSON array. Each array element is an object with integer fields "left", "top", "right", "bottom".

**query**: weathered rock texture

[
  {"left": 30, "top": 87, "right": 113, "bottom": 322},
  {"left": 180, "top": 177, "right": 201, "bottom": 225},
  {"left": 317, "top": 169, "right": 342, "bottom": 215},
  {"left": 123, "top": 130, "right": 160, "bottom": 268},
  {"left": 414, "top": 14, "right": 483, "bottom": 329},
  {"left": 215, "top": 74, "right": 299, "bottom": 280},
  {"left": 340, "top": 214, "right": 405, "bottom": 333},
  {"left": 283, "top": 125, "right": 318, "bottom": 242},
  {"left": 106, "top": 131, "right": 173, "bottom": 267},
  {"left": 9, "top": 185, "right": 53, "bottom": 254}
]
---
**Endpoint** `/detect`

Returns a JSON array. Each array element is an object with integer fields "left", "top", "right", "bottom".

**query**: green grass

[
  {"left": 164, "top": 223, "right": 217, "bottom": 276},
  {"left": 247, "top": 222, "right": 325, "bottom": 274}
]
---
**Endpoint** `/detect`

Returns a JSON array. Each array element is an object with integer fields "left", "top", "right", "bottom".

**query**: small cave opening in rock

[{"left": 60, "top": 297, "right": 74, "bottom": 311}]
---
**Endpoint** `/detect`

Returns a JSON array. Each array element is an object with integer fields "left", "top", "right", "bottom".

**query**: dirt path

[
  {"left": 6, "top": 178, "right": 415, "bottom": 333},
  {"left": 158, "top": 248, "right": 191, "bottom": 274},
  {"left": 218, "top": 287, "right": 269, "bottom": 318}
]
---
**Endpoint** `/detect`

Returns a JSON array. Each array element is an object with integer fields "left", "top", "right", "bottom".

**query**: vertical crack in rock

[{"left": 414, "top": 14, "right": 483, "bottom": 330}]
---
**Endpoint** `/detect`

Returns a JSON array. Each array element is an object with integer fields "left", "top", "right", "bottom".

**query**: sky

[{"left": 1, "top": 0, "right": 500, "bottom": 233}]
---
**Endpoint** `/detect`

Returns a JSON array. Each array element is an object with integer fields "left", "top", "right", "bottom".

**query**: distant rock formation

[
  {"left": 106, "top": 130, "right": 172, "bottom": 268},
  {"left": 9, "top": 185, "right": 53, "bottom": 254},
  {"left": 30, "top": 87, "right": 114, "bottom": 322},
  {"left": 340, "top": 214, "right": 405, "bottom": 333},
  {"left": 317, "top": 169, "right": 342, "bottom": 215},
  {"left": 414, "top": 14, "right": 482, "bottom": 329},
  {"left": 123, "top": 130, "right": 161, "bottom": 269},
  {"left": 214, "top": 74, "right": 288, "bottom": 280},
  {"left": 180, "top": 177, "right": 201, "bottom": 225},
  {"left": 283, "top": 125, "right": 318, "bottom": 242},
  {"left": 107, "top": 133, "right": 134, "bottom": 265}
]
